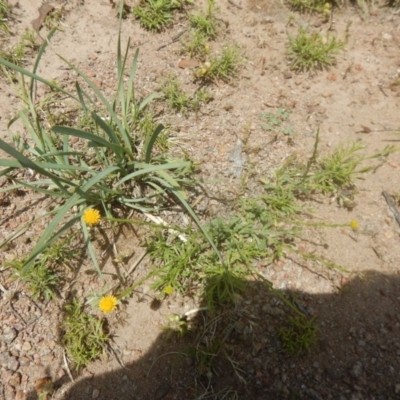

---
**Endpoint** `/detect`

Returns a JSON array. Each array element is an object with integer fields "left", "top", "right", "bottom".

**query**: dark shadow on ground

[{"left": 27, "top": 270, "right": 400, "bottom": 399}]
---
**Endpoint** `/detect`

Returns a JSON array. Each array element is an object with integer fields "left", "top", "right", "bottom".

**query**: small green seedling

[
  {"left": 279, "top": 315, "right": 318, "bottom": 355},
  {"left": 288, "top": 0, "right": 330, "bottom": 14},
  {"left": 188, "top": 0, "right": 219, "bottom": 39},
  {"left": 260, "top": 108, "right": 294, "bottom": 137},
  {"left": 181, "top": 30, "right": 209, "bottom": 58},
  {"left": 7, "top": 235, "right": 79, "bottom": 300},
  {"left": 0, "top": 0, "right": 11, "bottom": 34},
  {"left": 196, "top": 46, "right": 240, "bottom": 82},
  {"left": 161, "top": 75, "right": 191, "bottom": 112},
  {"left": 161, "top": 75, "right": 212, "bottom": 112},
  {"left": 133, "top": 0, "right": 185, "bottom": 32},
  {"left": 61, "top": 298, "right": 109, "bottom": 369},
  {"left": 8, "top": 258, "right": 59, "bottom": 301},
  {"left": 287, "top": 28, "right": 344, "bottom": 72}
]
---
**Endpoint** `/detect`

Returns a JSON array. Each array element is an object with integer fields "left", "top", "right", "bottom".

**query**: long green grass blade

[
  {"left": 30, "top": 27, "right": 59, "bottom": 98},
  {"left": 116, "top": 161, "right": 190, "bottom": 185},
  {"left": 144, "top": 123, "right": 164, "bottom": 163},
  {"left": 23, "top": 198, "right": 84, "bottom": 272},
  {"left": 52, "top": 126, "right": 125, "bottom": 154},
  {"left": 0, "top": 60, "right": 75, "bottom": 101},
  {"left": 139, "top": 92, "right": 159, "bottom": 112},
  {"left": 57, "top": 55, "right": 132, "bottom": 152},
  {"left": 0, "top": 138, "right": 72, "bottom": 192},
  {"left": 126, "top": 48, "right": 139, "bottom": 115},
  {"left": 152, "top": 176, "right": 223, "bottom": 262},
  {"left": 0, "top": 158, "right": 92, "bottom": 173}
]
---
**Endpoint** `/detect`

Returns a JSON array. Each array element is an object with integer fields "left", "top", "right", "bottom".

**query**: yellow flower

[
  {"left": 99, "top": 295, "right": 118, "bottom": 313},
  {"left": 83, "top": 208, "right": 101, "bottom": 226},
  {"left": 349, "top": 220, "right": 359, "bottom": 231},
  {"left": 164, "top": 286, "right": 174, "bottom": 295}
]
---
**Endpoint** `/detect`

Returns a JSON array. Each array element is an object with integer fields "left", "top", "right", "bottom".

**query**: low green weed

[
  {"left": 288, "top": 0, "right": 331, "bottom": 14},
  {"left": 161, "top": 75, "right": 212, "bottom": 113},
  {"left": 188, "top": 0, "right": 219, "bottom": 39},
  {"left": 148, "top": 129, "right": 397, "bottom": 308},
  {"left": 279, "top": 315, "right": 318, "bottom": 355},
  {"left": 161, "top": 76, "right": 191, "bottom": 112},
  {"left": 8, "top": 258, "right": 59, "bottom": 301},
  {"left": 196, "top": 46, "right": 240, "bottom": 82},
  {"left": 287, "top": 28, "right": 344, "bottom": 72},
  {"left": 133, "top": 0, "right": 187, "bottom": 32},
  {"left": 44, "top": 6, "right": 65, "bottom": 30},
  {"left": 0, "top": 0, "right": 10, "bottom": 34},
  {"left": 181, "top": 30, "right": 209, "bottom": 58},
  {"left": 260, "top": 107, "right": 294, "bottom": 137},
  {"left": 0, "top": 28, "right": 39, "bottom": 77},
  {"left": 7, "top": 235, "right": 80, "bottom": 300},
  {"left": 61, "top": 298, "right": 109, "bottom": 369}
]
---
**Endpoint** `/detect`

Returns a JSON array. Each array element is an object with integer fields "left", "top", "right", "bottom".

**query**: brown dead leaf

[
  {"left": 360, "top": 125, "right": 372, "bottom": 133},
  {"left": 178, "top": 59, "right": 200, "bottom": 69},
  {"left": 327, "top": 72, "right": 337, "bottom": 82},
  {"left": 32, "top": 4, "right": 55, "bottom": 31}
]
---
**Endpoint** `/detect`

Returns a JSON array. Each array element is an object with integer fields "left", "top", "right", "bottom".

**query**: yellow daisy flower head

[
  {"left": 349, "top": 220, "right": 359, "bottom": 231},
  {"left": 83, "top": 208, "right": 101, "bottom": 226},
  {"left": 164, "top": 285, "right": 174, "bottom": 295},
  {"left": 99, "top": 295, "right": 118, "bottom": 313}
]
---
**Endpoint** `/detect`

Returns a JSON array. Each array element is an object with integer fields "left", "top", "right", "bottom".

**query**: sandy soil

[{"left": 1, "top": 0, "right": 400, "bottom": 399}]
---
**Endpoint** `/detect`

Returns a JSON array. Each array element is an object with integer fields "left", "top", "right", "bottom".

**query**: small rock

[
  {"left": 177, "top": 59, "right": 200, "bottom": 69},
  {"left": 21, "top": 342, "right": 31, "bottom": 352},
  {"left": 154, "top": 382, "right": 170, "bottom": 400},
  {"left": 15, "top": 390, "right": 27, "bottom": 400},
  {"left": 350, "top": 361, "right": 363, "bottom": 378},
  {"left": 283, "top": 71, "right": 292, "bottom": 79},
  {"left": 7, "top": 356, "right": 19, "bottom": 372},
  {"left": 2, "top": 327, "right": 17, "bottom": 344},
  {"left": 19, "top": 356, "right": 30, "bottom": 367},
  {"left": 0, "top": 351, "right": 10, "bottom": 367},
  {"left": 242, "top": 28, "right": 253, "bottom": 37},
  {"left": 92, "top": 388, "right": 100, "bottom": 399},
  {"left": 395, "top": 383, "right": 400, "bottom": 394},
  {"left": 4, "top": 384, "right": 16, "bottom": 400},
  {"left": 382, "top": 32, "right": 393, "bottom": 41},
  {"left": 8, "top": 372, "right": 21, "bottom": 388}
]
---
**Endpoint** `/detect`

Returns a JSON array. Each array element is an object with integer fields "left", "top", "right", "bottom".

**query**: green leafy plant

[
  {"left": 161, "top": 75, "right": 191, "bottom": 112},
  {"left": 43, "top": 5, "right": 65, "bottom": 30},
  {"left": 61, "top": 298, "right": 109, "bottom": 369},
  {"left": 260, "top": 107, "right": 294, "bottom": 137},
  {"left": 7, "top": 234, "right": 80, "bottom": 300},
  {"left": 182, "top": 30, "right": 210, "bottom": 58},
  {"left": 288, "top": 0, "right": 330, "bottom": 14},
  {"left": 147, "top": 129, "right": 398, "bottom": 308},
  {"left": 161, "top": 75, "right": 212, "bottom": 112},
  {"left": 8, "top": 258, "right": 60, "bottom": 301},
  {"left": 279, "top": 315, "right": 318, "bottom": 355},
  {"left": 188, "top": 0, "right": 219, "bottom": 39},
  {"left": 0, "top": 0, "right": 11, "bottom": 34},
  {"left": 0, "top": 28, "right": 39, "bottom": 77},
  {"left": 287, "top": 27, "right": 344, "bottom": 72},
  {"left": 0, "top": 12, "right": 220, "bottom": 278},
  {"left": 132, "top": 0, "right": 186, "bottom": 32},
  {"left": 196, "top": 46, "right": 240, "bottom": 82}
]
